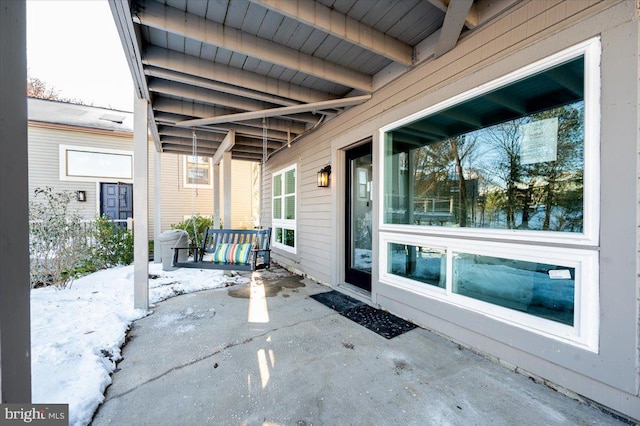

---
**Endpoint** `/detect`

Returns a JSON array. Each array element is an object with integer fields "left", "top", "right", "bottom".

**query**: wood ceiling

[{"left": 110, "top": 0, "right": 519, "bottom": 162}]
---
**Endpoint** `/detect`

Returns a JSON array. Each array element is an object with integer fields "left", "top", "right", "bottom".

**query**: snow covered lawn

[{"left": 30, "top": 263, "right": 249, "bottom": 426}]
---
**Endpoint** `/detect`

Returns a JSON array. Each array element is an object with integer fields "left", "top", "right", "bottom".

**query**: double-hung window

[
  {"left": 272, "top": 165, "right": 296, "bottom": 252},
  {"left": 380, "top": 39, "right": 600, "bottom": 351}
]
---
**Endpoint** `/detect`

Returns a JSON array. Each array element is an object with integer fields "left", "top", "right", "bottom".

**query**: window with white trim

[
  {"left": 380, "top": 39, "right": 600, "bottom": 351},
  {"left": 272, "top": 164, "right": 296, "bottom": 252},
  {"left": 59, "top": 145, "right": 132, "bottom": 182},
  {"left": 183, "top": 155, "right": 213, "bottom": 188}
]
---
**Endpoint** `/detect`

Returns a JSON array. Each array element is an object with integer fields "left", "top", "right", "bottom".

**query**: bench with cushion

[{"left": 173, "top": 228, "right": 271, "bottom": 271}]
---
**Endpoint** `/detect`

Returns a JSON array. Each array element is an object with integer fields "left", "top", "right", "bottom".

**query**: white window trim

[
  {"left": 59, "top": 144, "right": 133, "bottom": 183},
  {"left": 379, "top": 37, "right": 601, "bottom": 247},
  {"left": 182, "top": 155, "right": 214, "bottom": 189},
  {"left": 379, "top": 232, "right": 599, "bottom": 352},
  {"left": 272, "top": 164, "right": 297, "bottom": 253}
]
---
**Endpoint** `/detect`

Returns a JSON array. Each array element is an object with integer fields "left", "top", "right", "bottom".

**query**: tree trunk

[{"left": 450, "top": 138, "right": 467, "bottom": 227}]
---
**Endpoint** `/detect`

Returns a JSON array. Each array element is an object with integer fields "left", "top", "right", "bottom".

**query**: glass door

[{"left": 345, "top": 141, "right": 372, "bottom": 292}]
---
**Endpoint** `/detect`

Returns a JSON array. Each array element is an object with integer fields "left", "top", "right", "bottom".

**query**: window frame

[
  {"left": 272, "top": 164, "right": 297, "bottom": 253},
  {"left": 379, "top": 38, "right": 601, "bottom": 247},
  {"left": 182, "top": 155, "right": 213, "bottom": 189},
  {"left": 377, "top": 38, "right": 601, "bottom": 352},
  {"left": 59, "top": 144, "right": 133, "bottom": 182}
]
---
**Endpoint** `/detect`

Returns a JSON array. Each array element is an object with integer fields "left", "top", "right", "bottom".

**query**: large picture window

[
  {"left": 379, "top": 39, "right": 600, "bottom": 350},
  {"left": 272, "top": 165, "right": 296, "bottom": 252},
  {"left": 385, "top": 57, "right": 587, "bottom": 235}
]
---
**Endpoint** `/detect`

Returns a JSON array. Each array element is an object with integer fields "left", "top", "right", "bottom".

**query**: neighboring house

[{"left": 27, "top": 98, "right": 259, "bottom": 236}]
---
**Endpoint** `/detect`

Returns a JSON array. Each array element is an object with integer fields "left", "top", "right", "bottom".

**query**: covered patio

[
  {"left": 92, "top": 266, "right": 622, "bottom": 425},
  {"left": 2, "top": 0, "right": 640, "bottom": 423}
]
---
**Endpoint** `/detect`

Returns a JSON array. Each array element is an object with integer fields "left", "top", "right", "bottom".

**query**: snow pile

[{"left": 30, "top": 262, "right": 248, "bottom": 426}]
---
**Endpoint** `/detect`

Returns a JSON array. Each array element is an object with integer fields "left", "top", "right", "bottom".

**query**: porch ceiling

[{"left": 110, "top": 0, "right": 520, "bottom": 163}]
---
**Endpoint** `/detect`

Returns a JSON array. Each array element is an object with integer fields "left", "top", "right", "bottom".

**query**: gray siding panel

[{"left": 263, "top": 0, "right": 640, "bottom": 421}]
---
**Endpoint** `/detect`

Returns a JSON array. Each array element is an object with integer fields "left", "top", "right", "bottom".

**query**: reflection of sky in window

[{"left": 67, "top": 150, "right": 132, "bottom": 179}]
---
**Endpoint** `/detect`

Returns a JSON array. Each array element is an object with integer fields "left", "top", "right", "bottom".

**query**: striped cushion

[{"left": 212, "top": 243, "right": 253, "bottom": 264}]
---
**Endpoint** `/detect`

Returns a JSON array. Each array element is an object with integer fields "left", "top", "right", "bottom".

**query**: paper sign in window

[
  {"left": 520, "top": 118, "right": 558, "bottom": 165},
  {"left": 548, "top": 269, "right": 572, "bottom": 279}
]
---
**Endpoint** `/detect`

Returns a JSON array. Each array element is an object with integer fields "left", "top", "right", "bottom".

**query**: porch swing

[{"left": 172, "top": 126, "right": 271, "bottom": 271}]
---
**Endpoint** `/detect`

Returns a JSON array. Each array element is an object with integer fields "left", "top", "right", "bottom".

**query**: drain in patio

[{"left": 310, "top": 290, "right": 417, "bottom": 339}]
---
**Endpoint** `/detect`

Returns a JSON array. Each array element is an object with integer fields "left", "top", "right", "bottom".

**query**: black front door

[
  {"left": 100, "top": 183, "right": 133, "bottom": 222},
  {"left": 345, "top": 141, "right": 372, "bottom": 292}
]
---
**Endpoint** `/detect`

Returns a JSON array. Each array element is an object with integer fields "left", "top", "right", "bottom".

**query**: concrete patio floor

[{"left": 92, "top": 266, "right": 626, "bottom": 425}]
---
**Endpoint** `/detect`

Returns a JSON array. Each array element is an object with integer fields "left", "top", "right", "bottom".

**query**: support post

[
  {"left": 153, "top": 147, "right": 162, "bottom": 263},
  {"left": 213, "top": 163, "right": 221, "bottom": 229},
  {"left": 0, "top": 0, "right": 31, "bottom": 402},
  {"left": 133, "top": 97, "right": 149, "bottom": 309},
  {"left": 223, "top": 150, "right": 232, "bottom": 229}
]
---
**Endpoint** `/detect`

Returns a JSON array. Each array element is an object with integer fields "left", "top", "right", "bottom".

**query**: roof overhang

[{"left": 109, "top": 0, "right": 521, "bottom": 162}]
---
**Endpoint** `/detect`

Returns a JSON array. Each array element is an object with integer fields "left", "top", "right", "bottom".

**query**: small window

[
  {"left": 272, "top": 165, "right": 296, "bottom": 252},
  {"left": 183, "top": 155, "right": 213, "bottom": 188},
  {"left": 60, "top": 145, "right": 132, "bottom": 182}
]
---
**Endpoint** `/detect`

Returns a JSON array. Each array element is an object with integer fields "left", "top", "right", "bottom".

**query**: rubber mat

[{"left": 310, "top": 290, "right": 417, "bottom": 339}]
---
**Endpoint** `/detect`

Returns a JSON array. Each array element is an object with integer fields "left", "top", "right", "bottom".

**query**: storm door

[{"left": 345, "top": 141, "right": 373, "bottom": 292}]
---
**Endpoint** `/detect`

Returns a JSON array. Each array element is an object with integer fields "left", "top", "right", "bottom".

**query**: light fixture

[
  {"left": 77, "top": 190, "right": 86, "bottom": 202},
  {"left": 317, "top": 165, "right": 331, "bottom": 188}
]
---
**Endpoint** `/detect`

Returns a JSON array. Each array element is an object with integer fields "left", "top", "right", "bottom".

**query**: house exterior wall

[
  {"left": 28, "top": 121, "right": 258, "bottom": 239},
  {"left": 157, "top": 153, "right": 257, "bottom": 232},
  {"left": 263, "top": 0, "right": 640, "bottom": 420}
]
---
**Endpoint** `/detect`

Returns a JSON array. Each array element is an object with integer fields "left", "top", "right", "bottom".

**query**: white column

[
  {"left": 213, "top": 163, "right": 221, "bottom": 229},
  {"left": 0, "top": 0, "right": 31, "bottom": 402},
  {"left": 223, "top": 150, "right": 232, "bottom": 228},
  {"left": 153, "top": 147, "right": 162, "bottom": 263},
  {"left": 133, "top": 97, "right": 149, "bottom": 309}
]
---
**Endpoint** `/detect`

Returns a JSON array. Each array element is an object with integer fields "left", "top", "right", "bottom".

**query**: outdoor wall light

[
  {"left": 317, "top": 165, "right": 331, "bottom": 188},
  {"left": 77, "top": 190, "right": 87, "bottom": 202}
]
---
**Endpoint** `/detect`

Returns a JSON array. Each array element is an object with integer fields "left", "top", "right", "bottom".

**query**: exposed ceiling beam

[
  {"left": 427, "top": 0, "right": 478, "bottom": 29},
  {"left": 161, "top": 136, "right": 220, "bottom": 149},
  {"left": 148, "top": 79, "right": 324, "bottom": 124},
  {"left": 545, "top": 68, "right": 583, "bottom": 97},
  {"left": 406, "top": 121, "right": 450, "bottom": 138},
  {"left": 135, "top": 0, "right": 372, "bottom": 92},
  {"left": 161, "top": 136, "right": 274, "bottom": 155},
  {"left": 145, "top": 66, "right": 298, "bottom": 107},
  {"left": 163, "top": 144, "right": 217, "bottom": 155},
  {"left": 152, "top": 97, "right": 307, "bottom": 134},
  {"left": 484, "top": 92, "right": 527, "bottom": 114},
  {"left": 158, "top": 127, "right": 284, "bottom": 149},
  {"left": 434, "top": 0, "right": 474, "bottom": 58},
  {"left": 439, "top": 108, "right": 482, "bottom": 127},
  {"left": 211, "top": 131, "right": 235, "bottom": 165},
  {"left": 143, "top": 47, "right": 333, "bottom": 104},
  {"left": 149, "top": 78, "right": 279, "bottom": 114},
  {"left": 161, "top": 147, "right": 263, "bottom": 162},
  {"left": 177, "top": 95, "right": 371, "bottom": 127},
  {"left": 251, "top": 0, "right": 413, "bottom": 66},
  {"left": 155, "top": 114, "right": 293, "bottom": 142}
]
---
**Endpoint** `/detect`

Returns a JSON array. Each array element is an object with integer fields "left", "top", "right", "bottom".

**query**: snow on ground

[{"left": 30, "top": 262, "right": 250, "bottom": 426}]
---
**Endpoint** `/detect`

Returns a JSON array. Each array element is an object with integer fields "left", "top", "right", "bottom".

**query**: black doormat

[
  {"left": 310, "top": 290, "right": 417, "bottom": 339},
  {"left": 310, "top": 290, "right": 365, "bottom": 313}
]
